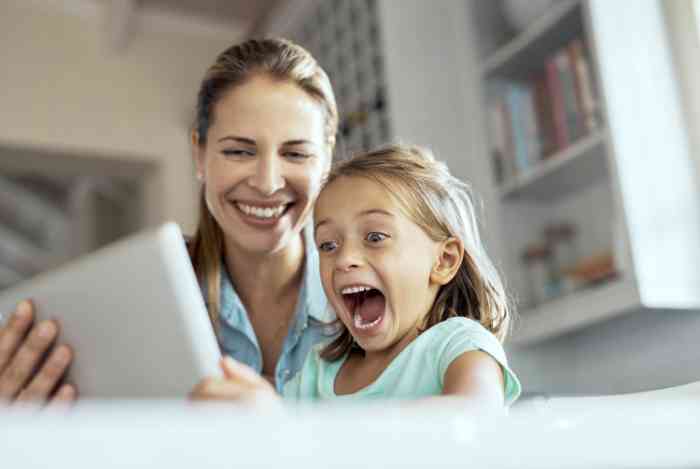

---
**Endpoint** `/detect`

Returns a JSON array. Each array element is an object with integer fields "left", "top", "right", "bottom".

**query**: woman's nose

[{"left": 248, "top": 153, "right": 284, "bottom": 195}]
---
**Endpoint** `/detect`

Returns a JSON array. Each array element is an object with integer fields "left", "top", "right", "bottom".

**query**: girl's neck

[
  {"left": 223, "top": 233, "right": 306, "bottom": 316},
  {"left": 360, "top": 317, "right": 425, "bottom": 366}
]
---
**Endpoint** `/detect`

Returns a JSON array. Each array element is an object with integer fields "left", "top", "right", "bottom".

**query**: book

[
  {"left": 555, "top": 48, "right": 585, "bottom": 143},
  {"left": 569, "top": 39, "right": 600, "bottom": 133},
  {"left": 505, "top": 84, "right": 531, "bottom": 174},
  {"left": 546, "top": 55, "right": 568, "bottom": 150},
  {"left": 521, "top": 84, "right": 542, "bottom": 166},
  {"left": 488, "top": 102, "right": 507, "bottom": 184},
  {"left": 533, "top": 73, "right": 556, "bottom": 159}
]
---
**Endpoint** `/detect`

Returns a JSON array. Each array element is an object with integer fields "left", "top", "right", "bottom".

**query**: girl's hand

[
  {"left": 0, "top": 300, "right": 77, "bottom": 405},
  {"left": 189, "top": 356, "right": 281, "bottom": 407}
]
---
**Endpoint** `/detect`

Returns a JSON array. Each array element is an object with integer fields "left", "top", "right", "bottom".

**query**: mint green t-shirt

[{"left": 282, "top": 317, "right": 521, "bottom": 406}]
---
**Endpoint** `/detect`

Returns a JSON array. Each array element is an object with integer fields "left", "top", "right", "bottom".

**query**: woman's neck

[{"left": 222, "top": 233, "right": 306, "bottom": 317}]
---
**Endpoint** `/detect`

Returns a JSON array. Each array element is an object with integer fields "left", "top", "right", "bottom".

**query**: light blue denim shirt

[{"left": 216, "top": 227, "right": 336, "bottom": 392}]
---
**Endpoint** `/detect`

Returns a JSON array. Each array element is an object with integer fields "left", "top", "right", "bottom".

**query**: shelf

[
  {"left": 0, "top": 223, "right": 54, "bottom": 274},
  {"left": 500, "top": 129, "right": 608, "bottom": 201},
  {"left": 0, "top": 263, "right": 23, "bottom": 289},
  {"left": 481, "top": 0, "right": 583, "bottom": 79},
  {"left": 510, "top": 276, "right": 639, "bottom": 347}
]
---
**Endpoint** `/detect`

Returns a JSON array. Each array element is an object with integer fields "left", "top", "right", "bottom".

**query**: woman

[{"left": 0, "top": 38, "right": 339, "bottom": 402}]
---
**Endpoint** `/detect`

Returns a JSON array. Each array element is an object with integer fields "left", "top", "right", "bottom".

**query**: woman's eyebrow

[
  {"left": 282, "top": 139, "right": 314, "bottom": 147},
  {"left": 217, "top": 135, "right": 256, "bottom": 145}
]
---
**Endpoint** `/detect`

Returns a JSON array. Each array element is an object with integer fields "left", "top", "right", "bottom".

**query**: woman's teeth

[{"left": 235, "top": 202, "right": 287, "bottom": 219}]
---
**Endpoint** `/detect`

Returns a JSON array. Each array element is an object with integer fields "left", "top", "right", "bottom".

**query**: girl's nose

[
  {"left": 248, "top": 153, "right": 284, "bottom": 195},
  {"left": 335, "top": 244, "right": 362, "bottom": 272}
]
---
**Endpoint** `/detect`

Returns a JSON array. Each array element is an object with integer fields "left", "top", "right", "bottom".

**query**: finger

[
  {"left": 50, "top": 383, "right": 77, "bottom": 404},
  {"left": 0, "top": 320, "right": 57, "bottom": 400},
  {"left": 221, "top": 356, "right": 267, "bottom": 385},
  {"left": 17, "top": 344, "right": 73, "bottom": 402},
  {"left": 189, "top": 378, "right": 249, "bottom": 401},
  {"left": 0, "top": 300, "right": 34, "bottom": 374}
]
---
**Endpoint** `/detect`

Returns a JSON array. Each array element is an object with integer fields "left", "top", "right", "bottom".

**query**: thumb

[{"left": 221, "top": 356, "right": 265, "bottom": 384}]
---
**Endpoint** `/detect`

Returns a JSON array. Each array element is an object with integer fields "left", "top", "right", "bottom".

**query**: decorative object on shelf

[
  {"left": 544, "top": 221, "right": 578, "bottom": 293},
  {"left": 521, "top": 242, "right": 555, "bottom": 307},
  {"left": 501, "top": 0, "right": 564, "bottom": 32},
  {"left": 563, "top": 251, "right": 617, "bottom": 290}
]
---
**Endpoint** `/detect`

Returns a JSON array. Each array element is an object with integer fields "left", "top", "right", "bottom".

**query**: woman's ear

[
  {"left": 430, "top": 237, "right": 464, "bottom": 286},
  {"left": 191, "top": 130, "right": 205, "bottom": 182}
]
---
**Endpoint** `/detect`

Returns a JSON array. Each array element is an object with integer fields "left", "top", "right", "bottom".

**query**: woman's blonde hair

[
  {"left": 320, "top": 144, "right": 513, "bottom": 361},
  {"left": 188, "top": 38, "right": 338, "bottom": 335}
]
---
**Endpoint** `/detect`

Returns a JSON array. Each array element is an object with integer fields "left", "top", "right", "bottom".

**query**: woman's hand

[
  {"left": 190, "top": 356, "right": 281, "bottom": 407},
  {"left": 0, "top": 300, "right": 77, "bottom": 404}
]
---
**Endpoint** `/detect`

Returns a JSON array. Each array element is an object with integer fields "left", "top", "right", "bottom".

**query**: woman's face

[{"left": 194, "top": 74, "right": 331, "bottom": 256}]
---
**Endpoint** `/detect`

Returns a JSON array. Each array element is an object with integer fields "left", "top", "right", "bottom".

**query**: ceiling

[{"left": 139, "top": 0, "right": 282, "bottom": 35}]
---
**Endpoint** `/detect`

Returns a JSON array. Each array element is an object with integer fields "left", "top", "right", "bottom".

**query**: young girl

[{"left": 195, "top": 144, "right": 520, "bottom": 408}]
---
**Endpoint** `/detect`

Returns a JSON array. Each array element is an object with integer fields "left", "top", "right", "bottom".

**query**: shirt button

[{"left": 282, "top": 370, "right": 291, "bottom": 378}]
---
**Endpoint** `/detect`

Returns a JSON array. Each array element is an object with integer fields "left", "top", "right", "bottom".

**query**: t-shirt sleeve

[{"left": 436, "top": 319, "right": 521, "bottom": 406}]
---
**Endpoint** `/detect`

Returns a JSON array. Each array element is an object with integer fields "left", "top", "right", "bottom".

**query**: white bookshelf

[{"left": 466, "top": 0, "right": 700, "bottom": 344}]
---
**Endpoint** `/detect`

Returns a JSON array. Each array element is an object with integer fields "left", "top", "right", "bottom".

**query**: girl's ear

[
  {"left": 191, "top": 130, "right": 205, "bottom": 181},
  {"left": 430, "top": 237, "right": 464, "bottom": 286}
]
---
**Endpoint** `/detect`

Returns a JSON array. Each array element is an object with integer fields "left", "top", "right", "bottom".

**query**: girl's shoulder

[
  {"left": 429, "top": 317, "right": 521, "bottom": 406},
  {"left": 427, "top": 316, "right": 499, "bottom": 346}
]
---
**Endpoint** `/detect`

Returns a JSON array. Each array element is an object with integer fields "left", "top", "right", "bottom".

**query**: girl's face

[
  {"left": 314, "top": 176, "right": 444, "bottom": 354},
  {"left": 193, "top": 74, "right": 330, "bottom": 256}
]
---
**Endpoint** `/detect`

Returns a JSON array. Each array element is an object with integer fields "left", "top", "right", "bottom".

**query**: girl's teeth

[
  {"left": 341, "top": 286, "right": 371, "bottom": 295},
  {"left": 353, "top": 312, "right": 382, "bottom": 330}
]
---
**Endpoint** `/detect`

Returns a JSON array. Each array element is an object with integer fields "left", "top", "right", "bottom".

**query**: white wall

[
  {"left": 663, "top": 0, "right": 700, "bottom": 182},
  {"left": 0, "top": 1, "right": 237, "bottom": 233}
]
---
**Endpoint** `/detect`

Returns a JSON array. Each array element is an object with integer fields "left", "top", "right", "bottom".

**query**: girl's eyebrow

[
  {"left": 359, "top": 209, "right": 394, "bottom": 218},
  {"left": 315, "top": 209, "right": 393, "bottom": 230}
]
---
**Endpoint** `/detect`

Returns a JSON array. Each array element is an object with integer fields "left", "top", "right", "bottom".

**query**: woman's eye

[
  {"left": 366, "top": 232, "right": 388, "bottom": 243},
  {"left": 222, "top": 149, "right": 254, "bottom": 157},
  {"left": 318, "top": 240, "right": 337, "bottom": 252},
  {"left": 284, "top": 151, "right": 311, "bottom": 160}
]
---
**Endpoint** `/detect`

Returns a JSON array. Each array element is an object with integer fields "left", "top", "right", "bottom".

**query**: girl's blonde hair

[
  {"left": 188, "top": 38, "right": 338, "bottom": 335},
  {"left": 320, "top": 144, "right": 513, "bottom": 361}
]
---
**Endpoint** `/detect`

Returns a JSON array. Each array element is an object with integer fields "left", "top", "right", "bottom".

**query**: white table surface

[{"left": 2, "top": 393, "right": 700, "bottom": 469}]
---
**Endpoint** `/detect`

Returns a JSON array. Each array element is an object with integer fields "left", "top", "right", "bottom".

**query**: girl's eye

[
  {"left": 222, "top": 149, "right": 254, "bottom": 157},
  {"left": 366, "top": 232, "right": 388, "bottom": 243},
  {"left": 318, "top": 240, "right": 338, "bottom": 252}
]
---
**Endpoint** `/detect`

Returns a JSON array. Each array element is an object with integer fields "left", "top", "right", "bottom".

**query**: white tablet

[{"left": 0, "top": 222, "right": 221, "bottom": 398}]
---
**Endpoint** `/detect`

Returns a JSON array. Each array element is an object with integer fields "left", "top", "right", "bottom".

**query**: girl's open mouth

[{"left": 341, "top": 286, "right": 386, "bottom": 333}]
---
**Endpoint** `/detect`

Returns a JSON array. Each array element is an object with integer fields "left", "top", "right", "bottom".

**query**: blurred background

[{"left": 2, "top": 0, "right": 700, "bottom": 399}]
